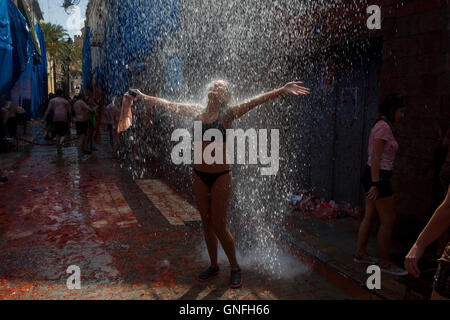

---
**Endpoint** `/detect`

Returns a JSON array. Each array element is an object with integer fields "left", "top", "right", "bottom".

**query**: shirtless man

[
  {"left": 43, "top": 89, "right": 71, "bottom": 153},
  {"left": 73, "top": 92, "right": 92, "bottom": 161}
]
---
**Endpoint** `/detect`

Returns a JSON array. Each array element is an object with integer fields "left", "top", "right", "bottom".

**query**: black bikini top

[{"left": 193, "top": 109, "right": 228, "bottom": 142}]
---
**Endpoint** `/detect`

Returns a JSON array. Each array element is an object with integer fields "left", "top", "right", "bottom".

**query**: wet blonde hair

[{"left": 209, "top": 80, "right": 231, "bottom": 109}]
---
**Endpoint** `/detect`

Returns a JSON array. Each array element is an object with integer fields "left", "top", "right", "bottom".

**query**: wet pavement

[{"left": 0, "top": 126, "right": 380, "bottom": 300}]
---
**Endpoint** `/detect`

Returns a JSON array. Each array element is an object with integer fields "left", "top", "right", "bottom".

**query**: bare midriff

[{"left": 193, "top": 141, "right": 232, "bottom": 173}]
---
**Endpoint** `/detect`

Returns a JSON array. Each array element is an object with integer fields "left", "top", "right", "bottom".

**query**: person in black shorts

[
  {"left": 405, "top": 183, "right": 450, "bottom": 300},
  {"left": 73, "top": 92, "right": 92, "bottom": 161},
  {"left": 53, "top": 121, "right": 69, "bottom": 137},
  {"left": 76, "top": 121, "right": 88, "bottom": 137},
  {"left": 43, "top": 89, "right": 71, "bottom": 152},
  {"left": 354, "top": 94, "right": 408, "bottom": 276}
]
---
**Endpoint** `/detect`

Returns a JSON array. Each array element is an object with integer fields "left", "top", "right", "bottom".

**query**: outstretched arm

[
  {"left": 131, "top": 89, "right": 202, "bottom": 118},
  {"left": 229, "top": 82, "right": 310, "bottom": 120},
  {"left": 405, "top": 187, "right": 450, "bottom": 278},
  {"left": 117, "top": 90, "right": 202, "bottom": 133}
]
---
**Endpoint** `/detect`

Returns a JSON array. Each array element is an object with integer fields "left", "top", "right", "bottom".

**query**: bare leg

[
  {"left": 79, "top": 134, "right": 86, "bottom": 156},
  {"left": 375, "top": 195, "right": 396, "bottom": 263},
  {"left": 355, "top": 198, "right": 378, "bottom": 257},
  {"left": 60, "top": 130, "right": 66, "bottom": 146},
  {"left": 193, "top": 173, "right": 218, "bottom": 268},
  {"left": 210, "top": 172, "right": 239, "bottom": 270},
  {"left": 56, "top": 133, "right": 62, "bottom": 149}
]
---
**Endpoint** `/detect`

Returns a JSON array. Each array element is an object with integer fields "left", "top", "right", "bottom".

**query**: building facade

[{"left": 83, "top": 0, "right": 449, "bottom": 245}]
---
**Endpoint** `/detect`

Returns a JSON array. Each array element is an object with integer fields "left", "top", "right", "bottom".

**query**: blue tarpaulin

[
  {"left": 7, "top": 0, "right": 31, "bottom": 87},
  {"left": 0, "top": 0, "right": 13, "bottom": 97},
  {"left": 1, "top": 0, "right": 47, "bottom": 119},
  {"left": 35, "top": 23, "right": 47, "bottom": 117},
  {"left": 82, "top": 26, "right": 92, "bottom": 91},
  {"left": 10, "top": 34, "right": 39, "bottom": 118},
  {"left": 120, "top": 0, "right": 180, "bottom": 56},
  {"left": 103, "top": 0, "right": 180, "bottom": 99},
  {"left": 94, "top": 65, "right": 104, "bottom": 88},
  {"left": 0, "top": 0, "right": 11, "bottom": 44},
  {"left": 104, "top": 3, "right": 128, "bottom": 98}
]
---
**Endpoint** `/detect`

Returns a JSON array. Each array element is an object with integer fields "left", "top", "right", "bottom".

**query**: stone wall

[{"left": 377, "top": 0, "right": 449, "bottom": 240}]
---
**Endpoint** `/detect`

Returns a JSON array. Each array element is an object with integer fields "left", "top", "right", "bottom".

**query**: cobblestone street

[{"left": 0, "top": 131, "right": 378, "bottom": 300}]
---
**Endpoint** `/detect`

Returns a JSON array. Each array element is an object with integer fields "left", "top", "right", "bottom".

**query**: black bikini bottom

[{"left": 193, "top": 168, "right": 231, "bottom": 188}]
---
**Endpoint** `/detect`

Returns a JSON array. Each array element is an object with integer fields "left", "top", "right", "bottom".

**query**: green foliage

[{"left": 39, "top": 22, "right": 82, "bottom": 71}]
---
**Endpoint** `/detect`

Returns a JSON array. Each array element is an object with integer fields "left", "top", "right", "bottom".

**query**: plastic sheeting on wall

[
  {"left": 1, "top": 0, "right": 31, "bottom": 98},
  {"left": 82, "top": 26, "right": 92, "bottom": 92},
  {"left": 7, "top": 1, "right": 46, "bottom": 119},
  {"left": 0, "top": 0, "right": 13, "bottom": 97},
  {"left": 120, "top": 0, "right": 180, "bottom": 56},
  {"left": 102, "top": 0, "right": 180, "bottom": 99},
  {"left": 35, "top": 23, "right": 47, "bottom": 117},
  {"left": 16, "top": 0, "right": 40, "bottom": 56}
]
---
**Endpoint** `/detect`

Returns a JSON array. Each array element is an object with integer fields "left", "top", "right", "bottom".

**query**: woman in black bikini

[{"left": 121, "top": 80, "right": 310, "bottom": 288}]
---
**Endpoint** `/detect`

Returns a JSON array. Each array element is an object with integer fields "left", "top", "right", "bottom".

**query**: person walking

[
  {"left": 15, "top": 105, "right": 27, "bottom": 136},
  {"left": 355, "top": 93, "right": 408, "bottom": 276},
  {"left": 43, "top": 89, "right": 72, "bottom": 154},
  {"left": 43, "top": 93, "right": 55, "bottom": 140},
  {"left": 73, "top": 92, "right": 92, "bottom": 161}
]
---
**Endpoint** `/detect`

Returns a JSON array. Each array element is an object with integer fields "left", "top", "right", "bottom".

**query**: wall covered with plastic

[
  {"left": 1, "top": 0, "right": 47, "bottom": 118},
  {"left": 102, "top": 0, "right": 180, "bottom": 99}
]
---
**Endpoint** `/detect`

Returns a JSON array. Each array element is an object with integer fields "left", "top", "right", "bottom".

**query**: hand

[
  {"left": 283, "top": 82, "right": 310, "bottom": 96},
  {"left": 131, "top": 89, "right": 144, "bottom": 98},
  {"left": 123, "top": 92, "right": 134, "bottom": 103},
  {"left": 366, "top": 186, "right": 378, "bottom": 200},
  {"left": 404, "top": 243, "right": 425, "bottom": 278}
]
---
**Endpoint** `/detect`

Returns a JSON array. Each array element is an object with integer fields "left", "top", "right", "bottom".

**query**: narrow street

[
  {"left": 0, "top": 128, "right": 378, "bottom": 300},
  {"left": 0, "top": 0, "right": 447, "bottom": 308}
]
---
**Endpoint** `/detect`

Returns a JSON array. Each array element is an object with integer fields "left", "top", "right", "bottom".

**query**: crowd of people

[
  {"left": 0, "top": 84, "right": 125, "bottom": 191},
  {"left": 0, "top": 88, "right": 122, "bottom": 182},
  {"left": 40, "top": 88, "right": 122, "bottom": 161}
]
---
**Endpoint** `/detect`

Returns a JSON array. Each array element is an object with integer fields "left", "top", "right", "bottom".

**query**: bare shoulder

[
  {"left": 190, "top": 103, "right": 204, "bottom": 114},
  {"left": 221, "top": 107, "right": 234, "bottom": 126},
  {"left": 175, "top": 103, "right": 203, "bottom": 118}
]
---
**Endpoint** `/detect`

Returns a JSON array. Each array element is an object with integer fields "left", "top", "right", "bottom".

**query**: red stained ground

[{"left": 0, "top": 129, "right": 378, "bottom": 300}]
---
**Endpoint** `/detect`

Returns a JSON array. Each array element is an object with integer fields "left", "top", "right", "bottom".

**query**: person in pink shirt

[
  {"left": 355, "top": 93, "right": 407, "bottom": 276},
  {"left": 43, "top": 89, "right": 71, "bottom": 152}
]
